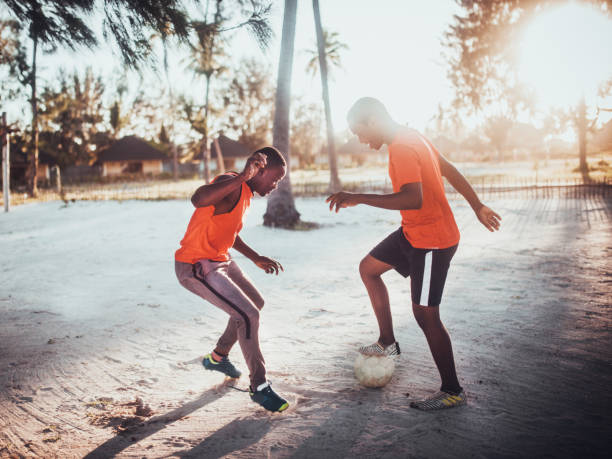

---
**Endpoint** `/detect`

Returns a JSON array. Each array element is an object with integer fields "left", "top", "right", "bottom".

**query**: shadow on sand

[
  {"left": 176, "top": 417, "right": 272, "bottom": 458},
  {"left": 288, "top": 388, "right": 384, "bottom": 458},
  {"left": 84, "top": 380, "right": 234, "bottom": 459}
]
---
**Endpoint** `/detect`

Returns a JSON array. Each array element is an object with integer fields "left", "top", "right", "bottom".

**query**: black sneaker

[
  {"left": 202, "top": 353, "right": 242, "bottom": 379},
  {"left": 249, "top": 381, "right": 289, "bottom": 412}
]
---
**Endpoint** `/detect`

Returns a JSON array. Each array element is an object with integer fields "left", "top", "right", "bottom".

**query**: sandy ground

[{"left": 0, "top": 193, "right": 610, "bottom": 458}]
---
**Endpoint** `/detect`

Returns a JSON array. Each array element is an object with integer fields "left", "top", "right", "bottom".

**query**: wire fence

[
  {"left": 1, "top": 175, "right": 610, "bottom": 207},
  {"left": 292, "top": 176, "right": 612, "bottom": 200}
]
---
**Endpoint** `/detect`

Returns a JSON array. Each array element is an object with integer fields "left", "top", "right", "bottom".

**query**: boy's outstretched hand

[
  {"left": 254, "top": 255, "right": 284, "bottom": 275},
  {"left": 240, "top": 152, "right": 267, "bottom": 181},
  {"left": 476, "top": 205, "right": 502, "bottom": 232},
  {"left": 326, "top": 191, "right": 360, "bottom": 212}
]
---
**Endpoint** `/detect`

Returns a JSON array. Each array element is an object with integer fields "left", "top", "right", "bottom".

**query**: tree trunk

[
  {"left": 163, "top": 39, "right": 179, "bottom": 182},
  {"left": 264, "top": 0, "right": 300, "bottom": 228},
  {"left": 27, "top": 34, "right": 39, "bottom": 197},
  {"left": 172, "top": 143, "right": 178, "bottom": 180},
  {"left": 201, "top": 74, "right": 212, "bottom": 183},
  {"left": 2, "top": 112, "right": 10, "bottom": 212},
  {"left": 312, "top": 0, "right": 341, "bottom": 193},
  {"left": 577, "top": 96, "right": 589, "bottom": 181},
  {"left": 213, "top": 137, "right": 225, "bottom": 173}
]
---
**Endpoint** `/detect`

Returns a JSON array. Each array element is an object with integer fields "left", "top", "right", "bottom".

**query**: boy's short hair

[
  {"left": 347, "top": 97, "right": 391, "bottom": 126},
  {"left": 254, "top": 146, "right": 286, "bottom": 169}
]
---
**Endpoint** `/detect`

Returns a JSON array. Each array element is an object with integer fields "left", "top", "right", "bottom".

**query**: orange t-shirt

[
  {"left": 175, "top": 174, "right": 253, "bottom": 263},
  {"left": 388, "top": 128, "right": 460, "bottom": 249}
]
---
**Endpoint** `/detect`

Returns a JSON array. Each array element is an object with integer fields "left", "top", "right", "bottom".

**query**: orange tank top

[{"left": 175, "top": 174, "right": 253, "bottom": 263}]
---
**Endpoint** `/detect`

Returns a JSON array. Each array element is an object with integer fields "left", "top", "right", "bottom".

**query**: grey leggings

[{"left": 175, "top": 259, "right": 266, "bottom": 387}]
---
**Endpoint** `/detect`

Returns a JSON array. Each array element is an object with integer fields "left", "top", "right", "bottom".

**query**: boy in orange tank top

[
  {"left": 327, "top": 98, "right": 502, "bottom": 411},
  {"left": 175, "top": 147, "right": 289, "bottom": 412}
]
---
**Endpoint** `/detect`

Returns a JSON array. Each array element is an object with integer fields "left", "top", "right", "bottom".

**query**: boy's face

[
  {"left": 252, "top": 165, "right": 286, "bottom": 196},
  {"left": 350, "top": 119, "right": 384, "bottom": 150}
]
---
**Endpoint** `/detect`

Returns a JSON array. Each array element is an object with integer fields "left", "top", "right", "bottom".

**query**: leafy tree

[
  {"left": 290, "top": 100, "right": 323, "bottom": 168},
  {"left": 38, "top": 68, "right": 110, "bottom": 168},
  {"left": 308, "top": 4, "right": 346, "bottom": 192},
  {"left": 0, "top": 8, "right": 95, "bottom": 196},
  {"left": 483, "top": 115, "right": 514, "bottom": 162},
  {"left": 186, "top": 0, "right": 273, "bottom": 183},
  {"left": 150, "top": 22, "right": 181, "bottom": 179},
  {"left": 221, "top": 58, "right": 274, "bottom": 151},
  {"left": 444, "top": 0, "right": 612, "bottom": 177},
  {"left": 0, "top": 19, "right": 21, "bottom": 99},
  {"left": 0, "top": 0, "right": 195, "bottom": 195},
  {"left": 263, "top": 0, "right": 302, "bottom": 228}
]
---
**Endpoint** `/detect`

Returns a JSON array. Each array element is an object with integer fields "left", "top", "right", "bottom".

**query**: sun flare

[{"left": 518, "top": 1, "right": 612, "bottom": 109}]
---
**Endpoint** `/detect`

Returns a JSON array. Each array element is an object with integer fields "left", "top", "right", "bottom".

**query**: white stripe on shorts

[{"left": 420, "top": 251, "right": 433, "bottom": 305}]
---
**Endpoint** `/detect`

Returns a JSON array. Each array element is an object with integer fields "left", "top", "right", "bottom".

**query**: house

[
  {"left": 210, "top": 134, "right": 251, "bottom": 171},
  {"left": 1, "top": 147, "right": 56, "bottom": 188},
  {"left": 97, "top": 136, "right": 167, "bottom": 177}
]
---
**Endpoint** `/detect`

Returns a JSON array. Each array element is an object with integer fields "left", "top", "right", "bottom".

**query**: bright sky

[
  {"left": 5, "top": 0, "right": 612, "bottom": 138},
  {"left": 517, "top": 1, "right": 612, "bottom": 110},
  {"left": 231, "top": 0, "right": 464, "bottom": 133},
  {"left": 5, "top": 0, "right": 460, "bottom": 136}
]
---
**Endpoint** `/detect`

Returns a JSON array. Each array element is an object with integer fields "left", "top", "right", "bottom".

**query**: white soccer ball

[{"left": 354, "top": 353, "right": 395, "bottom": 388}]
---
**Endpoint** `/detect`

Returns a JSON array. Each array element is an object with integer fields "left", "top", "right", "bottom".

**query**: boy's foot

[
  {"left": 359, "top": 341, "right": 401, "bottom": 356},
  {"left": 410, "top": 390, "right": 467, "bottom": 411},
  {"left": 202, "top": 353, "right": 242, "bottom": 379},
  {"left": 249, "top": 381, "right": 289, "bottom": 412}
]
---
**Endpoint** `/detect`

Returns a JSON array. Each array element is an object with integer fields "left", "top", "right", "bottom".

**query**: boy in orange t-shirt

[{"left": 327, "top": 97, "right": 501, "bottom": 411}]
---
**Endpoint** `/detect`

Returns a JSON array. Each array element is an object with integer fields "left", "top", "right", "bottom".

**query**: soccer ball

[{"left": 354, "top": 353, "right": 395, "bottom": 388}]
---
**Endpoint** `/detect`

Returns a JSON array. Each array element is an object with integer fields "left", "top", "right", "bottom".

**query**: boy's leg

[
  {"left": 215, "top": 261, "right": 265, "bottom": 357},
  {"left": 410, "top": 244, "right": 461, "bottom": 394},
  {"left": 412, "top": 304, "right": 461, "bottom": 393},
  {"left": 359, "top": 255, "right": 395, "bottom": 346},
  {"left": 175, "top": 260, "right": 266, "bottom": 388}
]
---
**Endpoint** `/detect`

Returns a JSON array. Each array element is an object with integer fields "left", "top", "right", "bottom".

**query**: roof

[
  {"left": 210, "top": 134, "right": 250, "bottom": 159},
  {"left": 97, "top": 136, "right": 167, "bottom": 162}
]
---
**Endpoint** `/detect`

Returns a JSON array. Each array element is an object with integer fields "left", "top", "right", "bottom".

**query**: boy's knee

[
  {"left": 359, "top": 257, "right": 374, "bottom": 279},
  {"left": 232, "top": 308, "right": 259, "bottom": 331},
  {"left": 412, "top": 303, "right": 440, "bottom": 330},
  {"left": 246, "top": 307, "right": 260, "bottom": 323}
]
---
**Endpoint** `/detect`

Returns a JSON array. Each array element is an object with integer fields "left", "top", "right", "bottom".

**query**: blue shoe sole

[{"left": 202, "top": 354, "right": 242, "bottom": 379}]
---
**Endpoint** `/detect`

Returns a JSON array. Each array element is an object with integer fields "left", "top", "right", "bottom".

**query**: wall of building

[
  {"left": 37, "top": 164, "right": 49, "bottom": 180},
  {"left": 102, "top": 160, "right": 163, "bottom": 177}
]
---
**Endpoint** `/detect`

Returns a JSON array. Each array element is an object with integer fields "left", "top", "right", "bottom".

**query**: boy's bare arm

[
  {"left": 326, "top": 183, "right": 423, "bottom": 212},
  {"left": 190, "top": 152, "right": 267, "bottom": 207},
  {"left": 438, "top": 154, "right": 501, "bottom": 231},
  {"left": 438, "top": 154, "right": 483, "bottom": 212},
  {"left": 191, "top": 175, "right": 243, "bottom": 208},
  {"left": 233, "top": 236, "right": 283, "bottom": 275}
]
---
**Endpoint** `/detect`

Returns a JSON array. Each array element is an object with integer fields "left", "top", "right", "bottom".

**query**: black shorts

[{"left": 369, "top": 227, "right": 457, "bottom": 307}]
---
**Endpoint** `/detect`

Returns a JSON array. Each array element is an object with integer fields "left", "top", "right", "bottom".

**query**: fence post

[{"left": 2, "top": 112, "right": 10, "bottom": 212}]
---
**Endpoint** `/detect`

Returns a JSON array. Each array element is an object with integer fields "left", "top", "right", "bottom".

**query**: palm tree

[
  {"left": 1, "top": 0, "right": 193, "bottom": 196},
  {"left": 187, "top": 0, "right": 273, "bottom": 183},
  {"left": 308, "top": 6, "right": 347, "bottom": 193},
  {"left": 305, "top": 30, "right": 347, "bottom": 77},
  {"left": 188, "top": 14, "right": 225, "bottom": 183},
  {"left": 263, "top": 0, "right": 301, "bottom": 228},
  {"left": 151, "top": 24, "right": 180, "bottom": 180},
  {"left": 2, "top": 4, "right": 96, "bottom": 197}
]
